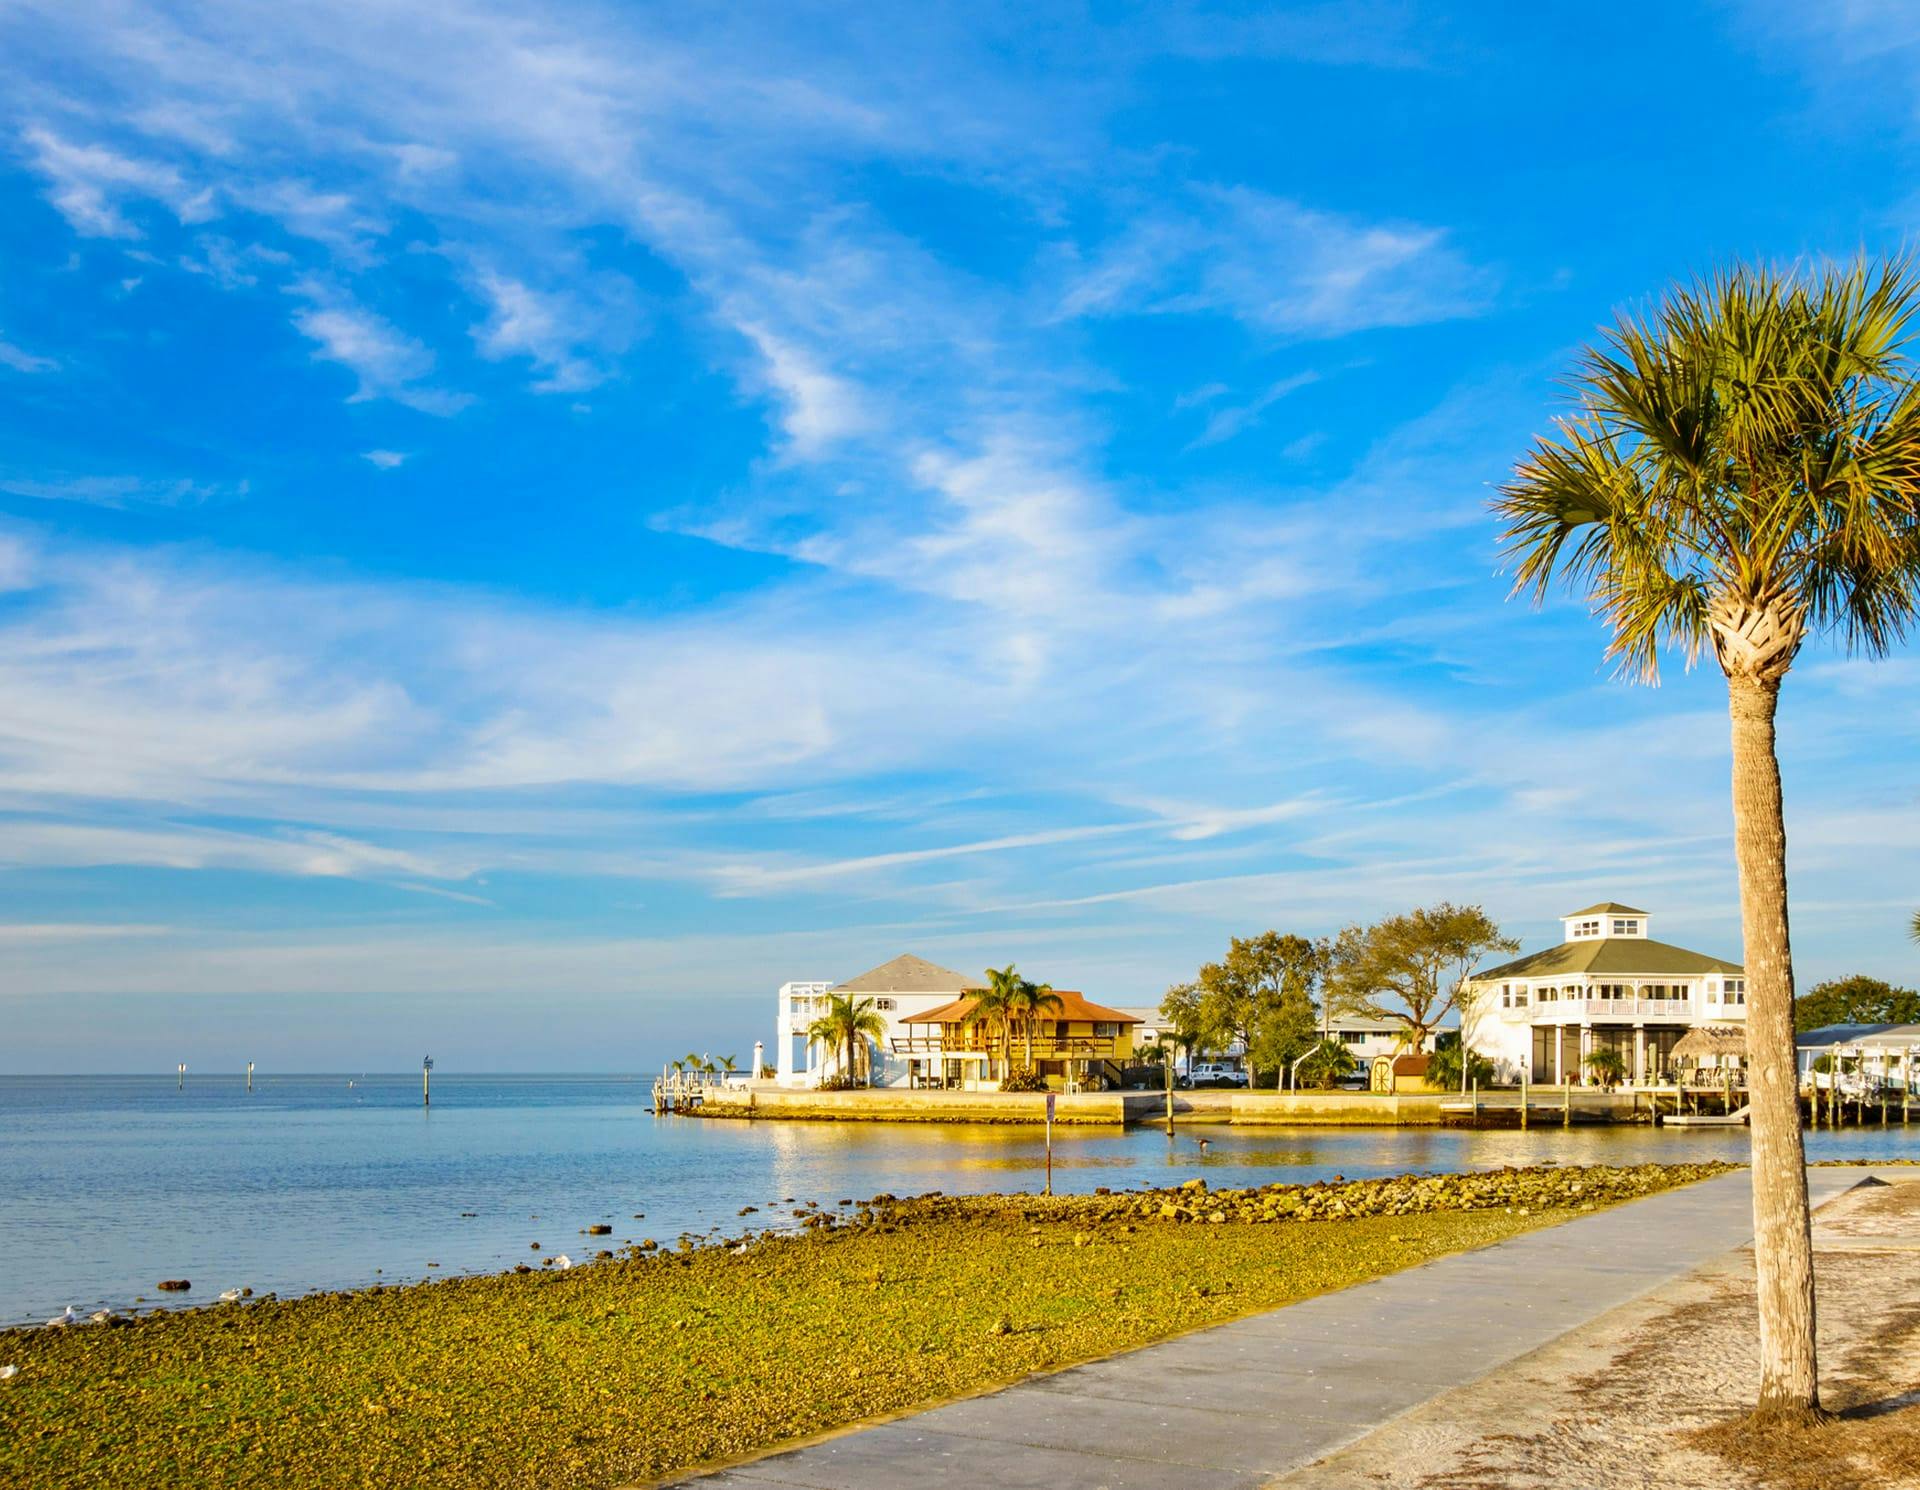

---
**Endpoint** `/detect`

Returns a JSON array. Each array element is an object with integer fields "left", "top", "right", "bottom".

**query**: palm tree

[
  {"left": 1910, "top": 909, "right": 1919, "bottom": 943},
  {"left": 805, "top": 993, "right": 887, "bottom": 1085},
  {"left": 1297, "top": 1038, "right": 1356, "bottom": 1090},
  {"left": 1494, "top": 258, "right": 1920, "bottom": 1421},
  {"left": 1583, "top": 1047, "right": 1628, "bottom": 1091},
  {"left": 1008, "top": 978, "right": 1066, "bottom": 1069},
  {"left": 964, "top": 965, "right": 1023, "bottom": 1080}
]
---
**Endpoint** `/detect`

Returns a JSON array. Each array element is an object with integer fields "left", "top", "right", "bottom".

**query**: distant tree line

[{"left": 1792, "top": 974, "right": 1920, "bottom": 1033}]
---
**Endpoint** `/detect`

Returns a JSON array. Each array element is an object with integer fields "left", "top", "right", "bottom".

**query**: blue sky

[{"left": 1, "top": 1, "right": 1916, "bottom": 1072}]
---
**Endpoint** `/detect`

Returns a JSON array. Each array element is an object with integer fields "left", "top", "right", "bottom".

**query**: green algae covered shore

[{"left": 0, "top": 1162, "right": 1734, "bottom": 1490}]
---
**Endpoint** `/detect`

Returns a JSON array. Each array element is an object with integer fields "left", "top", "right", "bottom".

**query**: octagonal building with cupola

[{"left": 1462, "top": 902, "right": 1747, "bottom": 1086}]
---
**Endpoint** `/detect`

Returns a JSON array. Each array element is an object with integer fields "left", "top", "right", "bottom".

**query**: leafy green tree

[
  {"left": 1793, "top": 975, "right": 1920, "bottom": 1031},
  {"left": 1327, "top": 904, "right": 1517, "bottom": 1070},
  {"left": 1155, "top": 982, "right": 1207, "bottom": 1067},
  {"left": 1296, "top": 1038, "right": 1356, "bottom": 1090},
  {"left": 1194, "top": 932, "right": 1324, "bottom": 1088},
  {"left": 1494, "top": 258, "right": 1920, "bottom": 1419},
  {"left": 805, "top": 993, "right": 887, "bottom": 1085}
]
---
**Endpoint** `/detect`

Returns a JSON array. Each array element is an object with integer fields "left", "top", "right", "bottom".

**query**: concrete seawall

[
  {"left": 693, "top": 1086, "right": 1158, "bottom": 1125},
  {"left": 1229, "top": 1091, "right": 1449, "bottom": 1125},
  {"left": 686, "top": 1086, "right": 1461, "bottom": 1126}
]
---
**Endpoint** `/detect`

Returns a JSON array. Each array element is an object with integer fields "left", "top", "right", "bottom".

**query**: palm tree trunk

[{"left": 1728, "top": 671, "right": 1820, "bottom": 1420}]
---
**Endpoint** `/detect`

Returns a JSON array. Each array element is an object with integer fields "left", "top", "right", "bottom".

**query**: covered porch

[{"left": 1527, "top": 1022, "right": 1695, "bottom": 1087}]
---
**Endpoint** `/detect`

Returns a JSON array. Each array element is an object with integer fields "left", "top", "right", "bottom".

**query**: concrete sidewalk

[{"left": 669, "top": 1168, "right": 1881, "bottom": 1490}]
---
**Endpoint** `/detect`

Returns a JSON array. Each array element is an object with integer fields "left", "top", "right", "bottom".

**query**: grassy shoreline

[{"left": 1, "top": 1162, "right": 1735, "bottom": 1490}]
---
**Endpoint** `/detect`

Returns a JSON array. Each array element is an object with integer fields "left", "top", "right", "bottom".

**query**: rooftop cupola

[{"left": 1562, "top": 902, "right": 1650, "bottom": 941}]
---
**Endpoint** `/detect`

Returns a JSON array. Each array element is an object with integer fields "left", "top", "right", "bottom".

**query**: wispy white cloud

[
  {"left": 0, "top": 335, "right": 56, "bottom": 373},
  {"left": 1186, "top": 370, "right": 1321, "bottom": 449},
  {"left": 289, "top": 281, "right": 470, "bottom": 415},
  {"left": 1061, "top": 187, "right": 1494, "bottom": 337},
  {"left": 361, "top": 449, "right": 408, "bottom": 469},
  {"left": 467, "top": 266, "right": 636, "bottom": 393},
  {"left": 23, "top": 125, "right": 214, "bottom": 238},
  {"left": 0, "top": 472, "right": 241, "bottom": 508}
]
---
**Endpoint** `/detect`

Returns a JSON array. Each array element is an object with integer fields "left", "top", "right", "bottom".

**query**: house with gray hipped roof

[
  {"left": 1462, "top": 901, "right": 1747, "bottom": 1086},
  {"left": 775, "top": 954, "right": 983, "bottom": 1087}
]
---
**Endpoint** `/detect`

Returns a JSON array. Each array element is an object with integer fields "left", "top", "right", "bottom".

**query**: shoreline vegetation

[{"left": 4, "top": 1162, "right": 1736, "bottom": 1490}]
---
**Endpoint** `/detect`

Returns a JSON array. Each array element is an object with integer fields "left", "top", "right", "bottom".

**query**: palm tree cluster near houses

[
  {"left": 1495, "top": 257, "right": 1920, "bottom": 1421},
  {"left": 1157, "top": 906, "right": 1514, "bottom": 1088},
  {"left": 959, "top": 965, "right": 1065, "bottom": 1084},
  {"left": 666, "top": 1052, "right": 738, "bottom": 1078},
  {"left": 803, "top": 993, "right": 888, "bottom": 1088}
]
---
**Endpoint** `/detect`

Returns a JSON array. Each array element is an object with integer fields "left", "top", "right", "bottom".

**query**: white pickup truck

[{"left": 1185, "top": 1062, "right": 1250, "bottom": 1088}]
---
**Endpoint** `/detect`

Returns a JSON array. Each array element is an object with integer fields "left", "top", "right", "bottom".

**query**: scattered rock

[
  {"left": 587, "top": 1224, "right": 612, "bottom": 1235},
  {"left": 156, "top": 1279, "right": 191, "bottom": 1292},
  {"left": 529, "top": 1242, "right": 541, "bottom": 1250}
]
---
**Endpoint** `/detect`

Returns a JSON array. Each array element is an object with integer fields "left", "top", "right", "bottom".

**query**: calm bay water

[{"left": 2, "top": 1073, "right": 1915, "bottom": 1327}]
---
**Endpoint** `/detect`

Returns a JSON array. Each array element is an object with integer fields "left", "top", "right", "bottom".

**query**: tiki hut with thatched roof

[{"left": 1671, "top": 1026, "right": 1747, "bottom": 1068}]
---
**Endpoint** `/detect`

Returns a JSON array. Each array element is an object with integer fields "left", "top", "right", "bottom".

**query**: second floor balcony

[
  {"left": 1496, "top": 996, "right": 1746, "bottom": 1022},
  {"left": 888, "top": 1030, "right": 1124, "bottom": 1059}
]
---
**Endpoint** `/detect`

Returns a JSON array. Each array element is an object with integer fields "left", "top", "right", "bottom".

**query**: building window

[
  {"left": 873, "top": 998, "right": 896, "bottom": 1011},
  {"left": 1094, "top": 1022, "right": 1117, "bottom": 1038},
  {"left": 1724, "top": 979, "right": 1746, "bottom": 1006},
  {"left": 1574, "top": 919, "right": 1601, "bottom": 938},
  {"left": 1339, "top": 1030, "right": 1367, "bottom": 1045},
  {"left": 1513, "top": 984, "right": 1528, "bottom": 1007},
  {"left": 1612, "top": 918, "right": 1640, "bottom": 935}
]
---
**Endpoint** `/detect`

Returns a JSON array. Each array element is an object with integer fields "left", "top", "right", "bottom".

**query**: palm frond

[{"left": 1493, "top": 255, "right": 1920, "bottom": 677}]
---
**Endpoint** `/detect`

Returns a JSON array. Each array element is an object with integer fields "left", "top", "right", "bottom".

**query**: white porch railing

[{"left": 1498, "top": 998, "right": 1748, "bottom": 1021}]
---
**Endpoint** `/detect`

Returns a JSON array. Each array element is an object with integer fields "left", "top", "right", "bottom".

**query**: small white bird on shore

[
  {"left": 552, "top": 1254, "right": 572, "bottom": 1270},
  {"left": 0, "top": 1364, "right": 18, "bottom": 1380},
  {"left": 44, "top": 1307, "right": 77, "bottom": 1328},
  {"left": 218, "top": 1289, "right": 244, "bottom": 1303}
]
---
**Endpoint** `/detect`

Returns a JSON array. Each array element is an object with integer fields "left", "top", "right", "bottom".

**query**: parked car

[{"left": 1186, "top": 1062, "right": 1249, "bottom": 1089}]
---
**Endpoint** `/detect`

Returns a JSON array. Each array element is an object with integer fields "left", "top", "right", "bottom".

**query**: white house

[
  {"left": 1462, "top": 901, "right": 1747, "bottom": 1087},
  {"left": 775, "top": 954, "right": 981, "bottom": 1088}
]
